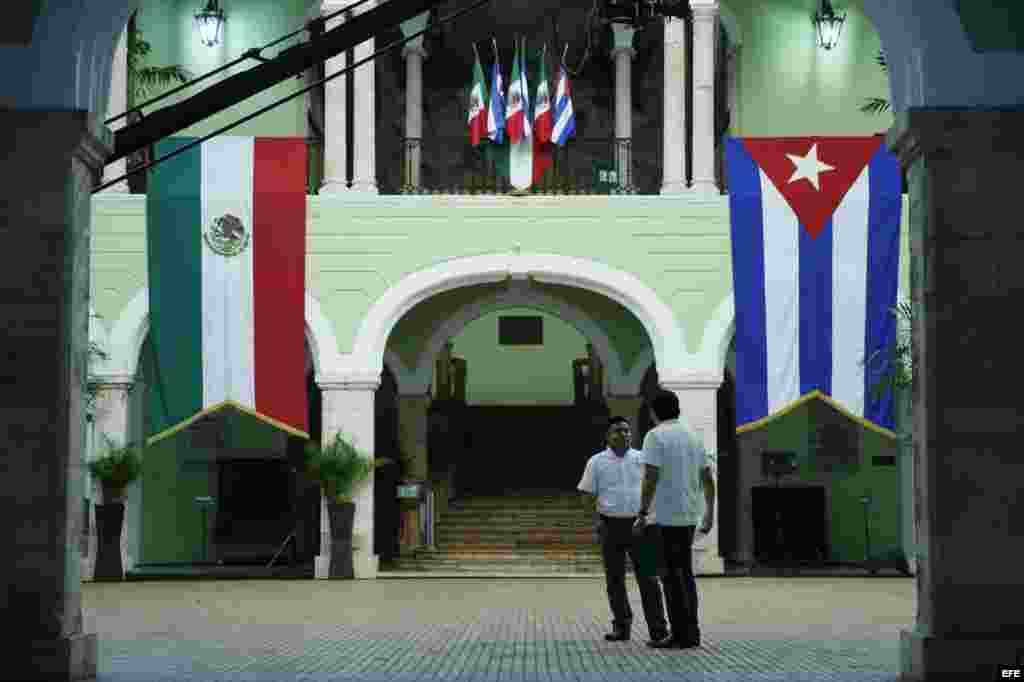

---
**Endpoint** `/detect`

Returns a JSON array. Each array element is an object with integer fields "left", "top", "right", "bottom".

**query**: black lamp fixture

[
  {"left": 195, "top": 0, "right": 226, "bottom": 47},
  {"left": 813, "top": 0, "right": 846, "bottom": 50}
]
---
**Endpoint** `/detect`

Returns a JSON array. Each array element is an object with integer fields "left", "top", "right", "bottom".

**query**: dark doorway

[
  {"left": 373, "top": 365, "right": 401, "bottom": 562},
  {"left": 752, "top": 485, "right": 827, "bottom": 562},
  {"left": 717, "top": 370, "right": 738, "bottom": 560}
]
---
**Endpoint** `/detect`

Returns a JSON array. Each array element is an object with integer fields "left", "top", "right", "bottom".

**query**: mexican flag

[
  {"left": 506, "top": 42, "right": 526, "bottom": 144},
  {"left": 533, "top": 46, "right": 554, "bottom": 145},
  {"left": 145, "top": 136, "right": 309, "bottom": 445},
  {"left": 487, "top": 44, "right": 553, "bottom": 190},
  {"left": 468, "top": 49, "right": 488, "bottom": 146}
]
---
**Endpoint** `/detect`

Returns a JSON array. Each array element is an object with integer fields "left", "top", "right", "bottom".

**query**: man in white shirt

[
  {"left": 634, "top": 389, "right": 716, "bottom": 650},
  {"left": 578, "top": 416, "right": 669, "bottom": 644}
]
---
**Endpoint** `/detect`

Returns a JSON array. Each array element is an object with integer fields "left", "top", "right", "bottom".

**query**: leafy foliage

[
  {"left": 864, "top": 301, "right": 914, "bottom": 404},
  {"left": 859, "top": 49, "right": 890, "bottom": 115},
  {"left": 127, "top": 14, "right": 192, "bottom": 105},
  {"left": 88, "top": 436, "right": 143, "bottom": 494},
  {"left": 304, "top": 432, "right": 391, "bottom": 503}
]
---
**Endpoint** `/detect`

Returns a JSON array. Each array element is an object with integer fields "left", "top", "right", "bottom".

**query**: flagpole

[{"left": 562, "top": 42, "right": 569, "bottom": 65}]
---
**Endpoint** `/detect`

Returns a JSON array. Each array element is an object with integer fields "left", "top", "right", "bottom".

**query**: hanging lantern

[
  {"left": 194, "top": 0, "right": 226, "bottom": 47},
  {"left": 813, "top": 0, "right": 846, "bottom": 51}
]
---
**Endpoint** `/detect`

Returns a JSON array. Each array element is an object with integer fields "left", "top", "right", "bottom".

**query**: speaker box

[{"left": 761, "top": 450, "right": 798, "bottom": 477}]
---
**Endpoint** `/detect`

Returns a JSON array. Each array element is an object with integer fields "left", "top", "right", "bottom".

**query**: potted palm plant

[
  {"left": 88, "top": 436, "right": 143, "bottom": 580},
  {"left": 304, "top": 432, "right": 390, "bottom": 578}
]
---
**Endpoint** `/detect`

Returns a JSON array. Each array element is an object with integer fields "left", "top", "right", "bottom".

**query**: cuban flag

[
  {"left": 724, "top": 136, "right": 901, "bottom": 435},
  {"left": 551, "top": 63, "right": 575, "bottom": 146}
]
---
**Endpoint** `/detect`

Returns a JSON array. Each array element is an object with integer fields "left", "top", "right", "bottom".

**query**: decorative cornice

[
  {"left": 317, "top": 372, "right": 381, "bottom": 391},
  {"left": 690, "top": 4, "right": 720, "bottom": 22},
  {"left": 659, "top": 370, "right": 722, "bottom": 390}
]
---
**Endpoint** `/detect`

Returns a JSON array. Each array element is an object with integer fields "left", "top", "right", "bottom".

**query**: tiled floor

[{"left": 84, "top": 575, "right": 914, "bottom": 681}]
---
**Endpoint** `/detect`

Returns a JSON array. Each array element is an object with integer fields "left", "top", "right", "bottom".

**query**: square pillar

[
  {"left": 0, "top": 109, "right": 106, "bottom": 681},
  {"left": 689, "top": 0, "right": 719, "bottom": 197},
  {"left": 318, "top": 2, "right": 348, "bottom": 193},
  {"left": 317, "top": 376, "right": 379, "bottom": 579},
  {"left": 661, "top": 373, "right": 725, "bottom": 575},
  {"left": 889, "top": 109, "right": 1024, "bottom": 681},
  {"left": 349, "top": 0, "right": 377, "bottom": 193},
  {"left": 661, "top": 17, "right": 687, "bottom": 194}
]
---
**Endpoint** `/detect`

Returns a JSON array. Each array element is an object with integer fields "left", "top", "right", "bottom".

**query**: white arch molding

[
  {"left": 393, "top": 279, "right": 630, "bottom": 396},
  {"left": 98, "top": 288, "right": 346, "bottom": 384},
  {"left": 346, "top": 252, "right": 692, "bottom": 385}
]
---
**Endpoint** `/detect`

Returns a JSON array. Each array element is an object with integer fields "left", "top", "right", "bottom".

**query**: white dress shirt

[
  {"left": 577, "top": 447, "right": 646, "bottom": 518},
  {"left": 641, "top": 419, "right": 713, "bottom": 526}
]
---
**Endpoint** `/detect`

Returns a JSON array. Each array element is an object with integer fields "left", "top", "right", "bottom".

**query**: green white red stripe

[
  {"left": 468, "top": 49, "right": 488, "bottom": 146},
  {"left": 146, "top": 136, "right": 309, "bottom": 444}
]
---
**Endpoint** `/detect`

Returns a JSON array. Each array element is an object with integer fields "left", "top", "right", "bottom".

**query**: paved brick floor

[{"left": 84, "top": 576, "right": 914, "bottom": 681}]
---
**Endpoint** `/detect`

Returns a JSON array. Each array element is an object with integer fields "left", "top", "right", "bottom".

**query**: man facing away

[
  {"left": 634, "top": 389, "right": 716, "bottom": 649},
  {"left": 578, "top": 416, "right": 669, "bottom": 644}
]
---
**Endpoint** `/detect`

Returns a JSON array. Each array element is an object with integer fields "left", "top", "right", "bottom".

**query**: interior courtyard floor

[{"left": 83, "top": 574, "right": 913, "bottom": 681}]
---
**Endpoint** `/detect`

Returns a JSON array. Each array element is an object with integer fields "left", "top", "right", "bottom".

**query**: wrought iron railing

[{"left": 393, "top": 136, "right": 654, "bottom": 195}]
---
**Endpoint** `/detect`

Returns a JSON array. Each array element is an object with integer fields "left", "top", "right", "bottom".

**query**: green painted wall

[
  {"left": 741, "top": 401, "right": 901, "bottom": 563},
  {"left": 450, "top": 307, "right": 586, "bottom": 405},
  {"left": 729, "top": 0, "right": 894, "bottom": 137},
  {"left": 134, "top": 0, "right": 307, "bottom": 138}
]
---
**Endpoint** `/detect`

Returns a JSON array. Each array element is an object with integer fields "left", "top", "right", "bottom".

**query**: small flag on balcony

[
  {"left": 506, "top": 40, "right": 526, "bottom": 144},
  {"left": 468, "top": 45, "right": 488, "bottom": 147},
  {"left": 552, "top": 53, "right": 576, "bottom": 146},
  {"left": 510, "top": 37, "right": 535, "bottom": 189},
  {"left": 533, "top": 44, "right": 554, "bottom": 145},
  {"left": 487, "top": 39, "right": 506, "bottom": 144}
]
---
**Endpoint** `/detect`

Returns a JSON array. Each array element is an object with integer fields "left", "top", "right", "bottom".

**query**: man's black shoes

[
  {"left": 604, "top": 628, "right": 631, "bottom": 642},
  {"left": 646, "top": 634, "right": 701, "bottom": 649}
]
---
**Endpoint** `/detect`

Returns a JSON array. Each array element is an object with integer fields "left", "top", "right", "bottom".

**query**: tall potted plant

[
  {"left": 88, "top": 436, "right": 143, "bottom": 580},
  {"left": 304, "top": 432, "right": 390, "bottom": 578}
]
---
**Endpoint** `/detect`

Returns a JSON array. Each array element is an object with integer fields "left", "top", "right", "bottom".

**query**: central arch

[{"left": 348, "top": 252, "right": 689, "bottom": 383}]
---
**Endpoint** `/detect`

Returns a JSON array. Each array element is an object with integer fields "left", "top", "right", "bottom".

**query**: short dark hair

[
  {"left": 650, "top": 389, "right": 681, "bottom": 420},
  {"left": 607, "top": 415, "right": 630, "bottom": 431}
]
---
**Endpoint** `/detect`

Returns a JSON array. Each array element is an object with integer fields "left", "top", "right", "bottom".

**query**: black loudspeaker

[{"left": 761, "top": 450, "right": 798, "bottom": 478}]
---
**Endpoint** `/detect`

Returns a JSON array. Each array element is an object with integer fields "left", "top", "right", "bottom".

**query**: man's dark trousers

[
  {"left": 599, "top": 515, "right": 668, "bottom": 638},
  {"left": 657, "top": 525, "right": 700, "bottom": 643}
]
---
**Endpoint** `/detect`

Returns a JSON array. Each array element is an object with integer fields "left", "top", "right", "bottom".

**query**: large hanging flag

[
  {"left": 724, "top": 135, "right": 901, "bottom": 437},
  {"left": 533, "top": 44, "right": 554, "bottom": 145},
  {"left": 486, "top": 40, "right": 505, "bottom": 144},
  {"left": 146, "top": 136, "right": 309, "bottom": 444},
  {"left": 506, "top": 40, "right": 526, "bottom": 144},
  {"left": 468, "top": 45, "right": 488, "bottom": 147},
  {"left": 552, "top": 53, "right": 576, "bottom": 146}
]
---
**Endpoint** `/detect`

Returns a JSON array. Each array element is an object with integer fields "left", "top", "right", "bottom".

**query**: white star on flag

[{"left": 785, "top": 144, "right": 835, "bottom": 191}]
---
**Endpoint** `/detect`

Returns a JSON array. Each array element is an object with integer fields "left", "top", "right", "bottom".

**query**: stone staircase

[{"left": 383, "top": 489, "right": 607, "bottom": 575}]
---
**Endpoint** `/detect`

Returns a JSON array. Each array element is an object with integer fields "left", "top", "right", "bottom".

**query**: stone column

[
  {"left": 889, "top": 109, "right": 1024, "bottom": 681},
  {"left": 82, "top": 378, "right": 134, "bottom": 581},
  {"left": 101, "top": 26, "right": 129, "bottom": 192},
  {"left": 400, "top": 12, "right": 429, "bottom": 190},
  {"left": 661, "top": 372, "right": 725, "bottom": 575},
  {"left": 661, "top": 17, "right": 687, "bottom": 194},
  {"left": 0, "top": 109, "right": 104, "bottom": 680},
  {"left": 611, "top": 25, "right": 635, "bottom": 192},
  {"left": 689, "top": 1, "right": 719, "bottom": 197},
  {"left": 350, "top": 0, "right": 377, "bottom": 193},
  {"left": 319, "top": 2, "right": 347, "bottom": 193},
  {"left": 317, "top": 375, "right": 379, "bottom": 579}
]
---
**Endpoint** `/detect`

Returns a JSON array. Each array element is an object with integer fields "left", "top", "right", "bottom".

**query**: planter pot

[
  {"left": 94, "top": 502, "right": 125, "bottom": 581},
  {"left": 327, "top": 501, "right": 356, "bottom": 579}
]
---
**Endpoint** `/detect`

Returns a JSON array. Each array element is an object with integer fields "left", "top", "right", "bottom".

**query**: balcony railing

[
  {"left": 393, "top": 136, "right": 649, "bottom": 196},
  {"left": 392, "top": 135, "right": 726, "bottom": 196}
]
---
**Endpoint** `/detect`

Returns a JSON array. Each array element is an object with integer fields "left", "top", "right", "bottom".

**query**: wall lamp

[
  {"left": 814, "top": 0, "right": 846, "bottom": 50},
  {"left": 195, "top": 0, "right": 226, "bottom": 47}
]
